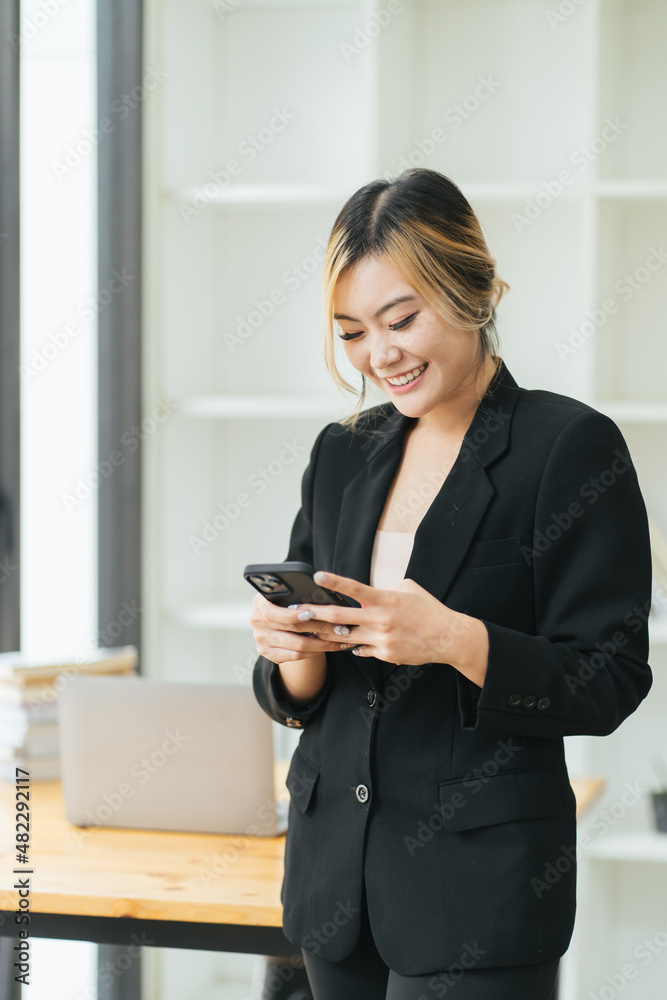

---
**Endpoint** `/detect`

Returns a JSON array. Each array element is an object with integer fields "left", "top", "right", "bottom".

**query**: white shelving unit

[
  {"left": 143, "top": 1, "right": 667, "bottom": 997},
  {"left": 591, "top": 833, "right": 667, "bottom": 865}
]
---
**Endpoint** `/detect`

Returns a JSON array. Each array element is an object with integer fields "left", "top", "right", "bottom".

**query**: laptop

[{"left": 58, "top": 676, "right": 288, "bottom": 836}]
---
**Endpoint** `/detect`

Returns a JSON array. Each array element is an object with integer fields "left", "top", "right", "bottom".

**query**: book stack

[{"left": 0, "top": 645, "right": 138, "bottom": 781}]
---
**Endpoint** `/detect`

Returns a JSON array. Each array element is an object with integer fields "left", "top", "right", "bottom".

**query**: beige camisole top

[{"left": 370, "top": 530, "right": 416, "bottom": 590}]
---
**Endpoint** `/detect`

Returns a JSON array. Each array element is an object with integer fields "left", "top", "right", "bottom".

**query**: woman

[{"left": 251, "top": 168, "right": 652, "bottom": 1000}]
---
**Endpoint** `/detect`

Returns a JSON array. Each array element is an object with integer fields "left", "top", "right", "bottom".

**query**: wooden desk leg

[
  {"left": 97, "top": 943, "right": 142, "bottom": 1000},
  {"left": 0, "top": 937, "right": 21, "bottom": 1000}
]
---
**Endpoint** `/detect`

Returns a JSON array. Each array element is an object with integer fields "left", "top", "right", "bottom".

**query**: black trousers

[{"left": 301, "top": 879, "right": 560, "bottom": 1000}]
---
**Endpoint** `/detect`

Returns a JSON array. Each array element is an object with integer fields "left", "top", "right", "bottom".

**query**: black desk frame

[{"left": 0, "top": 912, "right": 299, "bottom": 1000}]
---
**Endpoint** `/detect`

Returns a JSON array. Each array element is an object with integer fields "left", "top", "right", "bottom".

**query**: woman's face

[{"left": 333, "top": 255, "right": 483, "bottom": 421}]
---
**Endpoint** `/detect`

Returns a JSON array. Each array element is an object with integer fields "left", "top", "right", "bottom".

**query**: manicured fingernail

[
  {"left": 288, "top": 604, "right": 300, "bottom": 609},
  {"left": 313, "top": 571, "right": 327, "bottom": 583},
  {"left": 352, "top": 647, "right": 361, "bottom": 655},
  {"left": 333, "top": 625, "right": 350, "bottom": 636},
  {"left": 298, "top": 610, "right": 314, "bottom": 620}
]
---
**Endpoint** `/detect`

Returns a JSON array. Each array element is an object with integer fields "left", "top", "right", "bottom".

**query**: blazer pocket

[
  {"left": 463, "top": 535, "right": 524, "bottom": 568},
  {"left": 286, "top": 745, "right": 321, "bottom": 814},
  {"left": 437, "top": 767, "right": 564, "bottom": 832}
]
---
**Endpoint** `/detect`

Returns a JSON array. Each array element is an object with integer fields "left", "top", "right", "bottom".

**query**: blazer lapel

[{"left": 331, "top": 359, "right": 521, "bottom": 687}]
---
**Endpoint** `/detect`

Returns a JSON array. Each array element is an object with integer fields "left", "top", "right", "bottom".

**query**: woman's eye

[
  {"left": 338, "top": 313, "right": 417, "bottom": 341},
  {"left": 389, "top": 312, "right": 417, "bottom": 331}
]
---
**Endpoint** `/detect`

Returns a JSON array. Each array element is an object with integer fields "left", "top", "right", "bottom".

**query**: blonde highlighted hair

[{"left": 322, "top": 168, "right": 509, "bottom": 431}]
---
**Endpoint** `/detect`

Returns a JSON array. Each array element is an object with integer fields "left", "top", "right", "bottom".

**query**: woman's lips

[{"left": 384, "top": 363, "right": 428, "bottom": 394}]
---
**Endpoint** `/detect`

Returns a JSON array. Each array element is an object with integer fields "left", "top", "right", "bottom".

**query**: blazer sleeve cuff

[
  {"left": 456, "top": 620, "right": 559, "bottom": 735},
  {"left": 456, "top": 617, "right": 651, "bottom": 738},
  {"left": 456, "top": 620, "right": 569, "bottom": 736},
  {"left": 253, "top": 655, "right": 332, "bottom": 729}
]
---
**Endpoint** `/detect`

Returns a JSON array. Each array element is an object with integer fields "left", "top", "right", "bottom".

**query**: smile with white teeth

[{"left": 385, "top": 362, "right": 428, "bottom": 386}]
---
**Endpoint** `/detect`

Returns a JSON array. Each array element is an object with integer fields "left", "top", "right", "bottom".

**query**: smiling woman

[
  {"left": 322, "top": 169, "right": 509, "bottom": 430},
  {"left": 251, "top": 167, "right": 653, "bottom": 1000}
]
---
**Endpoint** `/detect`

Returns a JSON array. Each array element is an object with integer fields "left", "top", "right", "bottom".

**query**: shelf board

[
  {"left": 176, "top": 603, "right": 253, "bottom": 630},
  {"left": 172, "top": 183, "right": 350, "bottom": 207},
  {"left": 179, "top": 396, "right": 667, "bottom": 422},
  {"left": 179, "top": 395, "right": 347, "bottom": 419},
  {"left": 461, "top": 181, "right": 585, "bottom": 201},
  {"left": 595, "top": 180, "right": 667, "bottom": 199},
  {"left": 214, "top": 0, "right": 359, "bottom": 7},
  {"left": 171, "top": 180, "right": 590, "bottom": 207},
  {"left": 590, "top": 831, "right": 667, "bottom": 864},
  {"left": 173, "top": 605, "right": 667, "bottom": 639},
  {"left": 592, "top": 400, "right": 667, "bottom": 423},
  {"left": 168, "top": 179, "right": 667, "bottom": 210}
]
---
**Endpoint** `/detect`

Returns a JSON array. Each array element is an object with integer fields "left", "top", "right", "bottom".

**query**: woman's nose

[{"left": 369, "top": 333, "right": 401, "bottom": 373}]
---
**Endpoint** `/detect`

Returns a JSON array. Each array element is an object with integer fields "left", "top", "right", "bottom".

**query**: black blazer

[{"left": 253, "top": 359, "right": 652, "bottom": 975}]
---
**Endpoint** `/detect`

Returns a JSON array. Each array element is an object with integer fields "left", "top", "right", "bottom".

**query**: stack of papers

[{"left": 0, "top": 646, "right": 138, "bottom": 781}]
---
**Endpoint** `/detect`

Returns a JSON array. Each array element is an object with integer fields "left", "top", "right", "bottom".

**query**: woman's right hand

[{"left": 249, "top": 592, "right": 355, "bottom": 664}]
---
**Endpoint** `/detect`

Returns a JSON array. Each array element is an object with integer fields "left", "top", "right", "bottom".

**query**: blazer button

[
  {"left": 507, "top": 694, "right": 522, "bottom": 708},
  {"left": 522, "top": 695, "right": 537, "bottom": 710},
  {"left": 366, "top": 689, "right": 377, "bottom": 707},
  {"left": 537, "top": 697, "right": 551, "bottom": 711},
  {"left": 285, "top": 717, "right": 303, "bottom": 728},
  {"left": 355, "top": 784, "right": 369, "bottom": 803}
]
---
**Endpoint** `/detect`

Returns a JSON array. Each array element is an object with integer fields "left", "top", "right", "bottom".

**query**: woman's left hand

[{"left": 291, "top": 571, "right": 488, "bottom": 681}]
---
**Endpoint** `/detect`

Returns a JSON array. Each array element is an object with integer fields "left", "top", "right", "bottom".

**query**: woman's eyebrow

[{"left": 334, "top": 294, "right": 418, "bottom": 323}]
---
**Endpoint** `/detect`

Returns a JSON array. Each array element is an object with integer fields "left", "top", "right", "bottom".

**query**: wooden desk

[
  {"left": 0, "top": 770, "right": 292, "bottom": 950},
  {"left": 0, "top": 771, "right": 604, "bottom": 997}
]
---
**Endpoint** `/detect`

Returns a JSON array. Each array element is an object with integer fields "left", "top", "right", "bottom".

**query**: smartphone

[{"left": 243, "top": 562, "right": 359, "bottom": 610}]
